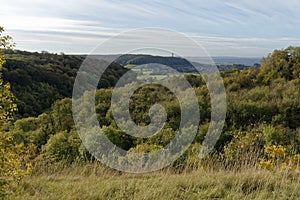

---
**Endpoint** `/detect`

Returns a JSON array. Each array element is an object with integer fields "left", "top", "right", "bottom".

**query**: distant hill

[
  {"left": 114, "top": 54, "right": 261, "bottom": 73},
  {"left": 188, "top": 56, "right": 262, "bottom": 66},
  {"left": 115, "top": 54, "right": 197, "bottom": 73}
]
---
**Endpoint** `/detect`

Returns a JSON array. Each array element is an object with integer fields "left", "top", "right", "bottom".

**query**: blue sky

[{"left": 1, "top": 0, "right": 300, "bottom": 57}]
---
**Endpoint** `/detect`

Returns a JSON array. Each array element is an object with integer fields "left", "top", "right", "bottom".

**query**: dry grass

[{"left": 10, "top": 162, "right": 300, "bottom": 200}]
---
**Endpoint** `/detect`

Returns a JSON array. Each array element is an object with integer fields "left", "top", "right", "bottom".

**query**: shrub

[
  {"left": 223, "top": 128, "right": 265, "bottom": 168},
  {"left": 262, "top": 125, "right": 281, "bottom": 145},
  {"left": 259, "top": 145, "right": 300, "bottom": 172},
  {"left": 42, "top": 130, "right": 81, "bottom": 162},
  {"left": 0, "top": 134, "right": 33, "bottom": 197}
]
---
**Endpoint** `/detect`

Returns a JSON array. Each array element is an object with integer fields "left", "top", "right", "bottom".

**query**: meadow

[{"left": 11, "top": 162, "right": 300, "bottom": 200}]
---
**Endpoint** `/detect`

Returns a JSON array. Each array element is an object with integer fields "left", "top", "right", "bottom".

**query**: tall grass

[{"left": 10, "top": 161, "right": 300, "bottom": 200}]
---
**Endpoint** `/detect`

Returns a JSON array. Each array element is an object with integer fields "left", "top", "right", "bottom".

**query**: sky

[{"left": 1, "top": 0, "right": 300, "bottom": 57}]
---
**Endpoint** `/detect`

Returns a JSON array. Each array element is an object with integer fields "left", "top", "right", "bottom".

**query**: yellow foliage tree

[{"left": 0, "top": 26, "right": 32, "bottom": 197}]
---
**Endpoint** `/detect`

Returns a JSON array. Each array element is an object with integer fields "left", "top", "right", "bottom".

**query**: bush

[
  {"left": 259, "top": 145, "right": 300, "bottom": 172},
  {"left": 0, "top": 134, "right": 33, "bottom": 197},
  {"left": 262, "top": 125, "right": 281, "bottom": 145},
  {"left": 223, "top": 127, "right": 265, "bottom": 168},
  {"left": 9, "top": 113, "right": 54, "bottom": 150},
  {"left": 42, "top": 130, "right": 82, "bottom": 162}
]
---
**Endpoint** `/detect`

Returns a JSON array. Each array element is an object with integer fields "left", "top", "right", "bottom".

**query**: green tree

[
  {"left": 258, "top": 47, "right": 300, "bottom": 83},
  {"left": 42, "top": 130, "right": 81, "bottom": 162},
  {"left": 0, "top": 27, "right": 31, "bottom": 197},
  {"left": 0, "top": 28, "right": 16, "bottom": 124},
  {"left": 51, "top": 98, "right": 74, "bottom": 132}
]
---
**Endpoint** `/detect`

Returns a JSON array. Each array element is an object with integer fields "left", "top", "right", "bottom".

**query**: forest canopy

[
  {"left": 2, "top": 46, "right": 299, "bottom": 173},
  {"left": 1, "top": 50, "right": 131, "bottom": 117}
]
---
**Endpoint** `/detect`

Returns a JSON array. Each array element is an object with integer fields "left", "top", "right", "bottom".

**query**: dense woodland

[
  {"left": 2, "top": 47, "right": 300, "bottom": 166},
  {"left": 1, "top": 26, "right": 300, "bottom": 198},
  {"left": 1, "top": 50, "right": 131, "bottom": 117},
  {"left": 1, "top": 50, "right": 259, "bottom": 118}
]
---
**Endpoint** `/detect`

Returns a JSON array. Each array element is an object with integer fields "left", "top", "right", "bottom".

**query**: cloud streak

[{"left": 0, "top": 0, "right": 299, "bottom": 56}]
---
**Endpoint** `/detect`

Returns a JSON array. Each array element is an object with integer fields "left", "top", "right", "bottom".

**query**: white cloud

[{"left": 1, "top": 0, "right": 299, "bottom": 56}]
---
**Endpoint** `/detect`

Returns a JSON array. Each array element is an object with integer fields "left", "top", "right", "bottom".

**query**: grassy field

[{"left": 10, "top": 163, "right": 300, "bottom": 200}]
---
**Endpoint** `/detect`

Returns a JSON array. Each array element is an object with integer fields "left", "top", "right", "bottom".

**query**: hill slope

[
  {"left": 2, "top": 50, "right": 131, "bottom": 117},
  {"left": 115, "top": 54, "right": 260, "bottom": 73}
]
